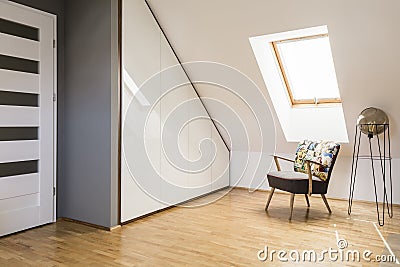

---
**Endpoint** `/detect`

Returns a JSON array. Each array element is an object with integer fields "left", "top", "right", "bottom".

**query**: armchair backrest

[{"left": 294, "top": 140, "right": 340, "bottom": 181}]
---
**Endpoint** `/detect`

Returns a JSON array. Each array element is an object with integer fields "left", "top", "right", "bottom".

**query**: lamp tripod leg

[
  {"left": 348, "top": 126, "right": 361, "bottom": 215},
  {"left": 369, "top": 136, "right": 383, "bottom": 226}
]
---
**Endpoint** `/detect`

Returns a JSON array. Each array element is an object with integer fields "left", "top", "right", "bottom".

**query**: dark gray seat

[{"left": 267, "top": 171, "right": 329, "bottom": 195}]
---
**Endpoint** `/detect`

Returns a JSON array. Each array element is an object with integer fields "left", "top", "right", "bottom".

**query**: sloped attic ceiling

[{"left": 147, "top": 0, "right": 400, "bottom": 157}]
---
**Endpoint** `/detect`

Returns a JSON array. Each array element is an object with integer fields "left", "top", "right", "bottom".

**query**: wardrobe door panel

[{"left": 121, "top": 0, "right": 163, "bottom": 222}]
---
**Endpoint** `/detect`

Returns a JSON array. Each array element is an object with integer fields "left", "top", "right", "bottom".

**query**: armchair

[{"left": 265, "top": 140, "right": 340, "bottom": 220}]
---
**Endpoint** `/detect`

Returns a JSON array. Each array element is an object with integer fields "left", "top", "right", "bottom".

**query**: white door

[{"left": 0, "top": 1, "right": 56, "bottom": 236}]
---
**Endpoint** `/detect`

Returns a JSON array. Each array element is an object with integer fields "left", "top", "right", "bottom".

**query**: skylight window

[
  {"left": 249, "top": 26, "right": 349, "bottom": 142},
  {"left": 272, "top": 34, "right": 341, "bottom": 105}
]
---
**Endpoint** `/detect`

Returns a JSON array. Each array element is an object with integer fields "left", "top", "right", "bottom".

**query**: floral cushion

[{"left": 294, "top": 140, "right": 340, "bottom": 181}]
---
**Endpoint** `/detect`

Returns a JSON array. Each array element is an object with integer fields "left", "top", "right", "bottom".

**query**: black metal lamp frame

[{"left": 348, "top": 123, "right": 393, "bottom": 226}]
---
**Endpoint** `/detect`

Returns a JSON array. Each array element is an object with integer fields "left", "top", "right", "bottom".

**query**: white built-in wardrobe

[{"left": 121, "top": 0, "right": 230, "bottom": 222}]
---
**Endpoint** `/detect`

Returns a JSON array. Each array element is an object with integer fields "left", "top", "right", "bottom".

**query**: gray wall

[
  {"left": 9, "top": 0, "right": 66, "bottom": 218},
  {"left": 62, "top": 0, "right": 119, "bottom": 227}
]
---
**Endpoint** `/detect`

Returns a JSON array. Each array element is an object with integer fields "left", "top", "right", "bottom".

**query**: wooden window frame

[{"left": 271, "top": 34, "right": 342, "bottom": 106}]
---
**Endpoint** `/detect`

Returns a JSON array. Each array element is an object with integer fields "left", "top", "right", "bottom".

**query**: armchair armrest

[
  {"left": 306, "top": 159, "right": 327, "bottom": 167},
  {"left": 273, "top": 155, "right": 295, "bottom": 163},
  {"left": 304, "top": 159, "right": 328, "bottom": 195},
  {"left": 272, "top": 155, "right": 295, "bottom": 171},
  {"left": 305, "top": 161, "right": 313, "bottom": 196}
]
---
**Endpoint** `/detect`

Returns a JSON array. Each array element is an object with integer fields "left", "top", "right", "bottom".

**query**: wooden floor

[{"left": 0, "top": 189, "right": 399, "bottom": 266}]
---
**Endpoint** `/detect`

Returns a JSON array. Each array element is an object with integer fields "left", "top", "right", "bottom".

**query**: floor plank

[{"left": 0, "top": 189, "right": 398, "bottom": 266}]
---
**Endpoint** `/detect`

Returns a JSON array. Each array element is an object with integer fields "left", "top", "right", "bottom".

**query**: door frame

[{"left": 1, "top": 0, "right": 58, "bottom": 221}]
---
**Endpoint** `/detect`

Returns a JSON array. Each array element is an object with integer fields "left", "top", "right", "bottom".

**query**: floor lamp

[{"left": 348, "top": 107, "right": 393, "bottom": 226}]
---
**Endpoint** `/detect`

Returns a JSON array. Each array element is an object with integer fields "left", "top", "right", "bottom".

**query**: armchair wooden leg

[
  {"left": 265, "top": 188, "right": 275, "bottom": 211},
  {"left": 321, "top": 194, "right": 332, "bottom": 213},
  {"left": 289, "top": 193, "right": 295, "bottom": 220},
  {"left": 305, "top": 194, "right": 310, "bottom": 207}
]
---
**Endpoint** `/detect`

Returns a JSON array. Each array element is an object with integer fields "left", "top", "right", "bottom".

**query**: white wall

[{"left": 147, "top": 0, "right": 400, "bottom": 204}]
